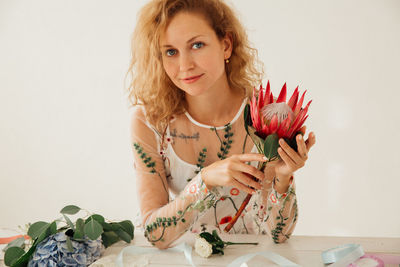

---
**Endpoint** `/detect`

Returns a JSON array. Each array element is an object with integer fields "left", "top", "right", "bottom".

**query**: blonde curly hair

[{"left": 126, "top": 0, "right": 264, "bottom": 132}]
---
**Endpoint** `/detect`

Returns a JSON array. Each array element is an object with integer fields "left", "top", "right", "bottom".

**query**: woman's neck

[{"left": 184, "top": 79, "right": 245, "bottom": 127}]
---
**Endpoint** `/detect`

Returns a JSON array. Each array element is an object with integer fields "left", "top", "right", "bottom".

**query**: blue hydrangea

[{"left": 28, "top": 232, "right": 103, "bottom": 267}]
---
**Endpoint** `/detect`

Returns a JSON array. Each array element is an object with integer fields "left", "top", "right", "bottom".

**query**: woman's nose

[{"left": 179, "top": 52, "right": 194, "bottom": 72}]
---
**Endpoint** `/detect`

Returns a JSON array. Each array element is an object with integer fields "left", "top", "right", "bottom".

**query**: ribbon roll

[
  {"left": 227, "top": 251, "right": 301, "bottom": 267},
  {"left": 322, "top": 244, "right": 364, "bottom": 266},
  {"left": 116, "top": 243, "right": 195, "bottom": 267}
]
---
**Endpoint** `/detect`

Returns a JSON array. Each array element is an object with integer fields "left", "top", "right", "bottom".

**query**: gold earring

[{"left": 225, "top": 58, "right": 230, "bottom": 64}]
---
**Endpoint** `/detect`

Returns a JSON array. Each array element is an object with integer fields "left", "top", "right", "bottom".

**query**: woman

[{"left": 127, "top": 0, "right": 316, "bottom": 249}]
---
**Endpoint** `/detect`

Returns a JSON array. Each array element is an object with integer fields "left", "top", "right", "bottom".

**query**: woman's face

[{"left": 160, "top": 12, "right": 232, "bottom": 96}]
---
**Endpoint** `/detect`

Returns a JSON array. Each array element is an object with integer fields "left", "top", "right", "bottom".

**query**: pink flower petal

[
  {"left": 294, "top": 90, "right": 306, "bottom": 116},
  {"left": 264, "top": 81, "right": 271, "bottom": 105},
  {"left": 288, "top": 86, "right": 299, "bottom": 111},
  {"left": 276, "top": 83, "right": 287, "bottom": 103},
  {"left": 277, "top": 114, "right": 291, "bottom": 138},
  {"left": 261, "top": 123, "right": 270, "bottom": 137},
  {"left": 269, "top": 114, "right": 278, "bottom": 133},
  {"left": 258, "top": 84, "right": 264, "bottom": 110}
]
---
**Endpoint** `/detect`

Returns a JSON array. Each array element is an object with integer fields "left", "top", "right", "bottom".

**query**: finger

[
  {"left": 299, "top": 125, "right": 306, "bottom": 135},
  {"left": 229, "top": 177, "right": 255, "bottom": 194},
  {"left": 232, "top": 171, "right": 262, "bottom": 190},
  {"left": 236, "top": 153, "right": 267, "bottom": 163},
  {"left": 305, "top": 132, "right": 316, "bottom": 151},
  {"left": 279, "top": 138, "right": 303, "bottom": 165},
  {"left": 234, "top": 162, "right": 265, "bottom": 181},
  {"left": 296, "top": 134, "right": 308, "bottom": 160},
  {"left": 277, "top": 147, "right": 297, "bottom": 169}
]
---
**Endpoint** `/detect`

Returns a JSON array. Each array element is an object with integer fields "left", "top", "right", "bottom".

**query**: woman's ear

[{"left": 222, "top": 33, "right": 233, "bottom": 59}]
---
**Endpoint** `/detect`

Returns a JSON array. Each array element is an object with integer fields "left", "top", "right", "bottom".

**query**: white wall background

[{"left": 0, "top": 0, "right": 399, "bottom": 238}]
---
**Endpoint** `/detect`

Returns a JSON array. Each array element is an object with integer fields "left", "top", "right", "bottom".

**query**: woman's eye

[
  {"left": 166, "top": 49, "right": 177, "bottom": 56},
  {"left": 192, "top": 42, "right": 204, "bottom": 49}
]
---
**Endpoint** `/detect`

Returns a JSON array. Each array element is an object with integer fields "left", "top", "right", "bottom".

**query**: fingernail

[
  {"left": 263, "top": 156, "right": 267, "bottom": 161},
  {"left": 299, "top": 135, "right": 302, "bottom": 140}
]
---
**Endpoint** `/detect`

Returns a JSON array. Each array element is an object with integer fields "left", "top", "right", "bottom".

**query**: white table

[
  {"left": 1, "top": 231, "right": 399, "bottom": 267},
  {"left": 89, "top": 231, "right": 400, "bottom": 267}
]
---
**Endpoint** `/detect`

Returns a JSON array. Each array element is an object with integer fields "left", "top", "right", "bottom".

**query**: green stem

[{"left": 225, "top": 242, "right": 259, "bottom": 246}]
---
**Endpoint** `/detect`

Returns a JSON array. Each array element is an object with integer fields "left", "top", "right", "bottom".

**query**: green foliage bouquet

[{"left": 3, "top": 205, "right": 134, "bottom": 267}]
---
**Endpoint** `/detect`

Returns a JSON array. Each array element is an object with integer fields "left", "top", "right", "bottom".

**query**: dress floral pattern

[{"left": 130, "top": 98, "right": 298, "bottom": 248}]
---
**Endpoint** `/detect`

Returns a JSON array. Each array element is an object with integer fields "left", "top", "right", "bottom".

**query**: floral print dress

[{"left": 130, "top": 97, "right": 298, "bottom": 248}]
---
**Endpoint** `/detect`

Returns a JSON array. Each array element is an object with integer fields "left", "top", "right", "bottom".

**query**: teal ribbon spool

[{"left": 321, "top": 244, "right": 364, "bottom": 266}]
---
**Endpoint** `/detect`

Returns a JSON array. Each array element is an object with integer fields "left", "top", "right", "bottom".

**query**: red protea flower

[
  {"left": 244, "top": 80, "right": 312, "bottom": 159},
  {"left": 226, "top": 80, "right": 312, "bottom": 233}
]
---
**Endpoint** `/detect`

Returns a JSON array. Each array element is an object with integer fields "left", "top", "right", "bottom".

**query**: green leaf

[
  {"left": 27, "top": 221, "right": 49, "bottom": 239},
  {"left": 199, "top": 232, "right": 217, "bottom": 244},
  {"left": 101, "top": 222, "right": 113, "bottom": 231},
  {"left": 9, "top": 242, "right": 37, "bottom": 267},
  {"left": 73, "top": 218, "right": 85, "bottom": 239},
  {"left": 66, "top": 236, "right": 74, "bottom": 252},
  {"left": 243, "top": 104, "right": 252, "bottom": 134},
  {"left": 247, "top": 125, "right": 265, "bottom": 153},
  {"left": 60, "top": 205, "right": 81, "bottom": 215},
  {"left": 48, "top": 221, "right": 57, "bottom": 235},
  {"left": 116, "top": 229, "right": 131, "bottom": 243},
  {"left": 118, "top": 220, "right": 134, "bottom": 239},
  {"left": 33, "top": 221, "right": 57, "bottom": 246},
  {"left": 101, "top": 231, "right": 120, "bottom": 248},
  {"left": 85, "top": 214, "right": 105, "bottom": 225},
  {"left": 4, "top": 247, "right": 25, "bottom": 266},
  {"left": 109, "top": 223, "right": 121, "bottom": 232},
  {"left": 2, "top": 237, "right": 25, "bottom": 252},
  {"left": 63, "top": 214, "right": 75, "bottom": 231},
  {"left": 211, "top": 230, "right": 222, "bottom": 242},
  {"left": 84, "top": 218, "right": 103, "bottom": 240},
  {"left": 263, "top": 133, "right": 279, "bottom": 159}
]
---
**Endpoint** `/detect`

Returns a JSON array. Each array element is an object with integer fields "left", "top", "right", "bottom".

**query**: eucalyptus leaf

[
  {"left": 60, "top": 205, "right": 81, "bottom": 215},
  {"left": 116, "top": 229, "right": 131, "bottom": 243},
  {"left": 263, "top": 134, "right": 279, "bottom": 160},
  {"left": 101, "top": 222, "right": 112, "bottom": 231},
  {"left": 2, "top": 237, "right": 25, "bottom": 252},
  {"left": 66, "top": 236, "right": 74, "bottom": 252},
  {"left": 73, "top": 218, "right": 84, "bottom": 239},
  {"left": 27, "top": 221, "right": 49, "bottom": 239},
  {"left": 118, "top": 220, "right": 134, "bottom": 239},
  {"left": 9, "top": 243, "right": 36, "bottom": 267},
  {"left": 101, "top": 231, "right": 120, "bottom": 248},
  {"left": 84, "top": 218, "right": 103, "bottom": 240},
  {"left": 85, "top": 214, "right": 105, "bottom": 224},
  {"left": 33, "top": 221, "right": 57, "bottom": 246},
  {"left": 63, "top": 214, "right": 75, "bottom": 231},
  {"left": 4, "top": 247, "right": 25, "bottom": 266},
  {"left": 109, "top": 223, "right": 121, "bottom": 232}
]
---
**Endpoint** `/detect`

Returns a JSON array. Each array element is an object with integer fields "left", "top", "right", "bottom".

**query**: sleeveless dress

[{"left": 130, "top": 97, "right": 298, "bottom": 247}]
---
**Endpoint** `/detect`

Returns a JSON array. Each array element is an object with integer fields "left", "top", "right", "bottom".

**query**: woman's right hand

[{"left": 201, "top": 153, "right": 267, "bottom": 194}]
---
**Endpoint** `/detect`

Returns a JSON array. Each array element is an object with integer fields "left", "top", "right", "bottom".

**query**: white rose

[{"left": 194, "top": 236, "right": 213, "bottom": 258}]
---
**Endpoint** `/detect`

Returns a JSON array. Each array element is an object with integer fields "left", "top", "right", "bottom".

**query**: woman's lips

[{"left": 181, "top": 74, "right": 203, "bottom": 84}]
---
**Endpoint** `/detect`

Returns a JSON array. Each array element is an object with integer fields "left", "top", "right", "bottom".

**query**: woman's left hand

[{"left": 274, "top": 126, "right": 316, "bottom": 180}]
